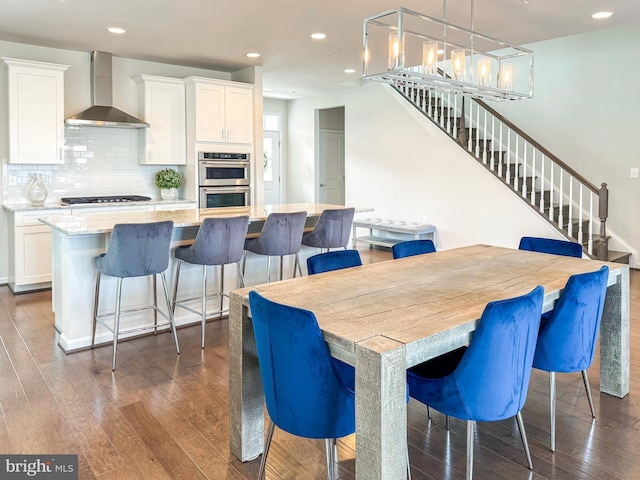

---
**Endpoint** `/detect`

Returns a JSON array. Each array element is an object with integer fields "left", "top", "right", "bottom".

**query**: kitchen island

[{"left": 40, "top": 203, "right": 367, "bottom": 352}]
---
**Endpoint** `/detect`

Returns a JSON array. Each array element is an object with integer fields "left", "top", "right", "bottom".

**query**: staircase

[{"left": 395, "top": 85, "right": 631, "bottom": 264}]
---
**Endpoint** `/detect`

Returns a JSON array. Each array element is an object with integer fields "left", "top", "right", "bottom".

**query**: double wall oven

[{"left": 198, "top": 151, "right": 251, "bottom": 208}]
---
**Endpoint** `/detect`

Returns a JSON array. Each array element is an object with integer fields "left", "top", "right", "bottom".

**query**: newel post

[{"left": 598, "top": 183, "right": 609, "bottom": 260}]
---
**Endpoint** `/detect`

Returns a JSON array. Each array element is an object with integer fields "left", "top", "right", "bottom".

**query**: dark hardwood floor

[{"left": 0, "top": 247, "right": 638, "bottom": 479}]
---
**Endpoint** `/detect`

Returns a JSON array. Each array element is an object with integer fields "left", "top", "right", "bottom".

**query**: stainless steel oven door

[
  {"left": 199, "top": 160, "right": 250, "bottom": 186},
  {"left": 199, "top": 186, "right": 251, "bottom": 208}
]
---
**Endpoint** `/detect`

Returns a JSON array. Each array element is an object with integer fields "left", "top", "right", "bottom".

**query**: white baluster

[
  {"left": 447, "top": 92, "right": 452, "bottom": 134},
  {"left": 578, "top": 185, "right": 584, "bottom": 245},
  {"left": 475, "top": 105, "right": 480, "bottom": 158},
  {"left": 521, "top": 140, "right": 527, "bottom": 198},
  {"left": 530, "top": 147, "right": 536, "bottom": 205},
  {"left": 588, "top": 192, "right": 594, "bottom": 256},
  {"left": 549, "top": 161, "right": 554, "bottom": 221},
  {"left": 453, "top": 94, "right": 458, "bottom": 138},
  {"left": 506, "top": 127, "right": 511, "bottom": 184},
  {"left": 440, "top": 91, "right": 445, "bottom": 128},
  {"left": 514, "top": 137, "right": 520, "bottom": 192},
  {"left": 490, "top": 116, "right": 495, "bottom": 171},
  {"left": 497, "top": 121, "right": 503, "bottom": 176},
  {"left": 468, "top": 101, "right": 473, "bottom": 152},
  {"left": 539, "top": 154, "right": 545, "bottom": 213},
  {"left": 558, "top": 169, "right": 564, "bottom": 229},
  {"left": 482, "top": 109, "right": 488, "bottom": 164},
  {"left": 568, "top": 176, "right": 574, "bottom": 238}
]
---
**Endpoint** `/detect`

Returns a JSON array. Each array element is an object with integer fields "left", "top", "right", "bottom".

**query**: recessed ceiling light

[
  {"left": 107, "top": 26, "right": 126, "bottom": 34},
  {"left": 311, "top": 33, "right": 327, "bottom": 40},
  {"left": 246, "top": 52, "right": 261, "bottom": 58},
  {"left": 344, "top": 69, "right": 356, "bottom": 74},
  {"left": 591, "top": 11, "right": 613, "bottom": 19}
]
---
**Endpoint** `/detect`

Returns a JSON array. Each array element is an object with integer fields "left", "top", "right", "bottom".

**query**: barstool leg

[
  {"left": 171, "top": 260, "right": 182, "bottom": 316},
  {"left": 241, "top": 251, "right": 247, "bottom": 275},
  {"left": 153, "top": 274, "right": 158, "bottom": 334},
  {"left": 201, "top": 265, "right": 207, "bottom": 349},
  {"left": 279, "top": 255, "right": 284, "bottom": 281},
  {"left": 160, "top": 271, "right": 180, "bottom": 355},
  {"left": 266, "top": 256, "right": 271, "bottom": 283},
  {"left": 112, "top": 277, "right": 123, "bottom": 372},
  {"left": 236, "top": 262, "right": 245, "bottom": 288},
  {"left": 92, "top": 272, "right": 101, "bottom": 348},
  {"left": 219, "top": 264, "right": 225, "bottom": 315}
]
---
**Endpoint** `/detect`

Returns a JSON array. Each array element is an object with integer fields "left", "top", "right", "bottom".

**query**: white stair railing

[{"left": 398, "top": 85, "right": 609, "bottom": 258}]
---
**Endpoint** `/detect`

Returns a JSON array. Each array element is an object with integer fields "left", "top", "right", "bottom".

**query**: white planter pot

[{"left": 160, "top": 188, "right": 178, "bottom": 200}]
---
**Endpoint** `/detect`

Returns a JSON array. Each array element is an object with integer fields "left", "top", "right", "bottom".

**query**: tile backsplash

[{"left": 3, "top": 126, "right": 184, "bottom": 203}]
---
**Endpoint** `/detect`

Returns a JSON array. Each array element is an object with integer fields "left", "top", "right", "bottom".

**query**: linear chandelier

[{"left": 362, "top": 1, "right": 534, "bottom": 101}]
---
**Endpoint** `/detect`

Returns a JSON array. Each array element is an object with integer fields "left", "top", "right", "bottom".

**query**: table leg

[
  {"left": 229, "top": 291, "right": 265, "bottom": 461},
  {"left": 599, "top": 267, "right": 630, "bottom": 398},
  {"left": 355, "top": 336, "right": 407, "bottom": 479}
]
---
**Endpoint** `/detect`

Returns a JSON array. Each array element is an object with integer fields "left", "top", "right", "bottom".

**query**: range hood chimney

[{"left": 65, "top": 51, "right": 149, "bottom": 128}]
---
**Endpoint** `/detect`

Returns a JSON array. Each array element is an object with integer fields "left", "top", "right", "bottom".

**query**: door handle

[{"left": 320, "top": 183, "right": 326, "bottom": 187}]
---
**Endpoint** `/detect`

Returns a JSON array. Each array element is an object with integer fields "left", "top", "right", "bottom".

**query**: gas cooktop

[{"left": 61, "top": 195, "right": 152, "bottom": 205}]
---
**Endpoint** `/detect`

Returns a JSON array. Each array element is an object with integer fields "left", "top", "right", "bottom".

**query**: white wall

[
  {"left": 491, "top": 25, "right": 640, "bottom": 263},
  {"left": 287, "top": 82, "right": 563, "bottom": 250},
  {"left": 286, "top": 25, "right": 640, "bottom": 256}
]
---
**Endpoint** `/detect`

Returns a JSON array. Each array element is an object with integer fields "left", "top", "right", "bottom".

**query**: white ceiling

[{"left": 1, "top": 0, "right": 638, "bottom": 99}]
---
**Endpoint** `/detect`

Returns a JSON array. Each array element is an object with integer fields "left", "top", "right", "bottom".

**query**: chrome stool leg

[
  {"left": 259, "top": 419, "right": 276, "bottom": 480},
  {"left": 112, "top": 278, "right": 123, "bottom": 372},
  {"left": 171, "top": 259, "right": 182, "bottom": 317},
  {"left": 582, "top": 370, "right": 596, "bottom": 419},
  {"left": 160, "top": 271, "right": 180, "bottom": 355},
  {"left": 219, "top": 264, "right": 225, "bottom": 315},
  {"left": 152, "top": 274, "right": 158, "bottom": 334},
  {"left": 516, "top": 411, "right": 533, "bottom": 470},
  {"left": 201, "top": 265, "right": 207, "bottom": 349},
  {"left": 91, "top": 272, "right": 101, "bottom": 348}
]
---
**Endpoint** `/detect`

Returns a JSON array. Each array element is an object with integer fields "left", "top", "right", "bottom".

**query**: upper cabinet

[
  {"left": 2, "top": 58, "right": 69, "bottom": 164},
  {"left": 185, "top": 77, "right": 253, "bottom": 144},
  {"left": 134, "top": 74, "right": 186, "bottom": 165}
]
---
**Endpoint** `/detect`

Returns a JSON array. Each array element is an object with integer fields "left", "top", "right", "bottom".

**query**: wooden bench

[{"left": 352, "top": 217, "right": 437, "bottom": 249}]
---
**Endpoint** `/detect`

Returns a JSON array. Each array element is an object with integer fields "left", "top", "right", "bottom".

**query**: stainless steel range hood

[{"left": 65, "top": 51, "right": 149, "bottom": 128}]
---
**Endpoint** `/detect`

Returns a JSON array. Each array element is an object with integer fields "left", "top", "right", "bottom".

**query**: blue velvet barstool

[
  {"left": 307, "top": 249, "right": 362, "bottom": 275},
  {"left": 91, "top": 221, "right": 178, "bottom": 371},
  {"left": 518, "top": 236, "right": 583, "bottom": 258},
  {"left": 407, "top": 286, "right": 544, "bottom": 480},
  {"left": 243, "top": 211, "right": 307, "bottom": 283},
  {"left": 392, "top": 239, "right": 436, "bottom": 259},
  {"left": 171, "top": 216, "right": 249, "bottom": 349},
  {"left": 533, "top": 265, "right": 609, "bottom": 451},
  {"left": 302, "top": 207, "right": 355, "bottom": 253}
]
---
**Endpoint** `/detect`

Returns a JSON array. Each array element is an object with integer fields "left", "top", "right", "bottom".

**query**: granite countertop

[
  {"left": 3, "top": 198, "right": 196, "bottom": 212},
  {"left": 39, "top": 203, "right": 372, "bottom": 236}
]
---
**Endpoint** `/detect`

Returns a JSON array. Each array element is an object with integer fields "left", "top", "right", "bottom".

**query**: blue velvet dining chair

[
  {"left": 407, "top": 285, "right": 544, "bottom": 480},
  {"left": 249, "top": 291, "right": 411, "bottom": 480},
  {"left": 518, "top": 236, "right": 583, "bottom": 258},
  {"left": 307, "top": 249, "right": 362, "bottom": 275},
  {"left": 532, "top": 265, "right": 609, "bottom": 451},
  {"left": 392, "top": 239, "right": 436, "bottom": 259}
]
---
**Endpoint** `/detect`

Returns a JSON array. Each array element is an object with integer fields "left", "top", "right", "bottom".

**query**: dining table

[{"left": 228, "top": 244, "right": 629, "bottom": 479}]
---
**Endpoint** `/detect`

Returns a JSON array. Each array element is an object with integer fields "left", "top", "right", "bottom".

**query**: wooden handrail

[{"left": 474, "top": 98, "right": 600, "bottom": 194}]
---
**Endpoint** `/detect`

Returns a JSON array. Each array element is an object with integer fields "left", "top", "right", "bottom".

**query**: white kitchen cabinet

[
  {"left": 1, "top": 58, "right": 68, "bottom": 164},
  {"left": 134, "top": 75, "right": 186, "bottom": 165},
  {"left": 154, "top": 201, "right": 196, "bottom": 211},
  {"left": 7, "top": 210, "right": 58, "bottom": 293},
  {"left": 185, "top": 77, "right": 253, "bottom": 144}
]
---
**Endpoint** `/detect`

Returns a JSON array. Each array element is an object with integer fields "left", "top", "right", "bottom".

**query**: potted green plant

[{"left": 155, "top": 168, "right": 183, "bottom": 200}]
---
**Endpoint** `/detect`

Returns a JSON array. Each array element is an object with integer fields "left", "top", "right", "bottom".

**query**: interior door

[
  {"left": 318, "top": 130, "right": 345, "bottom": 204},
  {"left": 263, "top": 130, "right": 281, "bottom": 205}
]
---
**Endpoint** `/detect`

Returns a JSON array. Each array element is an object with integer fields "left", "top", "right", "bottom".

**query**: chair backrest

[
  {"left": 251, "top": 211, "right": 307, "bottom": 256},
  {"left": 249, "top": 291, "right": 355, "bottom": 439},
  {"left": 98, "top": 221, "right": 174, "bottom": 278},
  {"left": 185, "top": 216, "right": 249, "bottom": 265},
  {"left": 451, "top": 285, "right": 544, "bottom": 422},
  {"left": 518, "top": 236, "right": 583, "bottom": 258},
  {"left": 304, "top": 208, "right": 355, "bottom": 249},
  {"left": 533, "top": 265, "right": 609, "bottom": 373},
  {"left": 392, "top": 239, "right": 436, "bottom": 259},
  {"left": 307, "top": 250, "right": 362, "bottom": 275}
]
